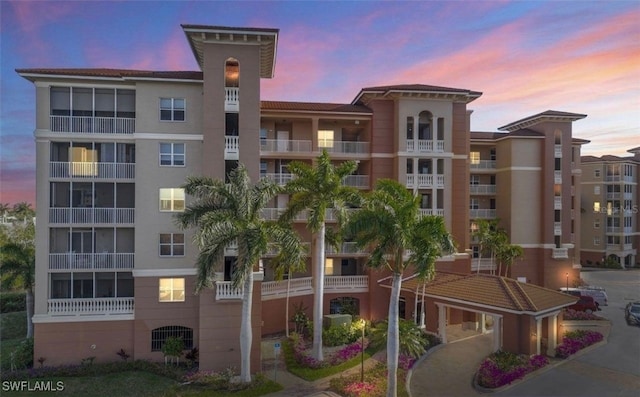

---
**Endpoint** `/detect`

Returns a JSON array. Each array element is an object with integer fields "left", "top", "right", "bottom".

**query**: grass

[
  {"left": 1, "top": 311, "right": 27, "bottom": 371},
  {"left": 282, "top": 338, "right": 375, "bottom": 381}
]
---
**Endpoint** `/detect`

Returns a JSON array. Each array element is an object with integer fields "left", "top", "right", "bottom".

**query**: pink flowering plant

[
  {"left": 330, "top": 363, "right": 404, "bottom": 397},
  {"left": 476, "top": 350, "right": 549, "bottom": 389},
  {"left": 288, "top": 332, "right": 370, "bottom": 368},
  {"left": 563, "top": 309, "right": 604, "bottom": 321},
  {"left": 555, "top": 330, "right": 603, "bottom": 358}
]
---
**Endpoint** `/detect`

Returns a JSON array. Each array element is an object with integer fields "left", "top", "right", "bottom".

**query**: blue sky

[{"left": 1, "top": 0, "right": 639, "bottom": 204}]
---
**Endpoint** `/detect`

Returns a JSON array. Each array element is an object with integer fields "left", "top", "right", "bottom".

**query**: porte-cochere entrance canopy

[{"left": 379, "top": 272, "right": 578, "bottom": 355}]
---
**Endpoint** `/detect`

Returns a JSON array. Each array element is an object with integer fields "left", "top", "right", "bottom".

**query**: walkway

[{"left": 409, "top": 333, "right": 493, "bottom": 397}]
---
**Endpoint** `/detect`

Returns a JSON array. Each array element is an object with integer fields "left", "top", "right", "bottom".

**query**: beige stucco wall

[{"left": 134, "top": 81, "right": 203, "bottom": 134}]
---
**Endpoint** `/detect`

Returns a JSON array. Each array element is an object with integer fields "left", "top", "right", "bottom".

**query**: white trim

[
  {"left": 435, "top": 301, "right": 504, "bottom": 318},
  {"left": 133, "top": 268, "right": 197, "bottom": 277},
  {"left": 535, "top": 310, "right": 561, "bottom": 321},
  {"left": 370, "top": 153, "right": 395, "bottom": 158},
  {"left": 32, "top": 314, "right": 134, "bottom": 323},
  {"left": 424, "top": 294, "right": 573, "bottom": 315},
  {"left": 495, "top": 166, "right": 542, "bottom": 172},
  {"left": 21, "top": 73, "right": 134, "bottom": 83},
  {"left": 397, "top": 152, "right": 454, "bottom": 158},
  {"left": 135, "top": 133, "right": 203, "bottom": 140},
  {"left": 122, "top": 77, "right": 202, "bottom": 83}
]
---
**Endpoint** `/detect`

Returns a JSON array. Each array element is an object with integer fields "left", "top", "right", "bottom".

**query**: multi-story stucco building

[
  {"left": 580, "top": 148, "right": 639, "bottom": 268},
  {"left": 18, "top": 24, "right": 583, "bottom": 372}
]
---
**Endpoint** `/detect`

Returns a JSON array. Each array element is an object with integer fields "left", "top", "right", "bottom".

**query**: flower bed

[
  {"left": 476, "top": 351, "right": 549, "bottom": 389},
  {"left": 330, "top": 362, "right": 409, "bottom": 397},
  {"left": 288, "top": 333, "right": 369, "bottom": 369},
  {"left": 555, "top": 330, "right": 603, "bottom": 358},
  {"left": 563, "top": 309, "right": 605, "bottom": 321}
]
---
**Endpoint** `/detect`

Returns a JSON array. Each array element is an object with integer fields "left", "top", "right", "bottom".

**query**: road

[{"left": 499, "top": 269, "right": 640, "bottom": 397}]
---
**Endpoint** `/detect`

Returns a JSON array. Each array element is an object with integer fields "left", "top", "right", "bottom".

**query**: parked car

[
  {"left": 625, "top": 301, "right": 640, "bottom": 326},
  {"left": 559, "top": 287, "right": 608, "bottom": 307},
  {"left": 567, "top": 296, "right": 599, "bottom": 314}
]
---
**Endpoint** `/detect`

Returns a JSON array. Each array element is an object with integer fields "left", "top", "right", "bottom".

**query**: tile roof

[
  {"left": 581, "top": 154, "right": 639, "bottom": 163},
  {"left": 498, "top": 110, "right": 587, "bottom": 132},
  {"left": 261, "top": 101, "right": 371, "bottom": 114},
  {"left": 352, "top": 84, "right": 482, "bottom": 105},
  {"left": 470, "top": 129, "right": 543, "bottom": 141},
  {"left": 16, "top": 68, "right": 203, "bottom": 81},
  {"left": 381, "top": 272, "right": 577, "bottom": 314}
]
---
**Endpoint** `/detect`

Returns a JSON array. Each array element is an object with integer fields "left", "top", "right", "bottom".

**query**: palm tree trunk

[
  {"left": 26, "top": 289, "right": 34, "bottom": 339},
  {"left": 312, "top": 223, "right": 326, "bottom": 361},
  {"left": 285, "top": 270, "right": 291, "bottom": 338},
  {"left": 386, "top": 272, "right": 402, "bottom": 397},
  {"left": 476, "top": 244, "right": 482, "bottom": 274},
  {"left": 240, "top": 271, "right": 254, "bottom": 383}
]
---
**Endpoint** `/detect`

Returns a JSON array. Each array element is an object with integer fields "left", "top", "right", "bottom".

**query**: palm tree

[
  {"left": 497, "top": 244, "right": 524, "bottom": 277},
  {"left": 280, "top": 150, "right": 359, "bottom": 361},
  {"left": 472, "top": 219, "right": 499, "bottom": 274},
  {"left": 11, "top": 202, "right": 34, "bottom": 222},
  {"left": 271, "top": 248, "right": 308, "bottom": 338},
  {"left": 176, "top": 165, "right": 305, "bottom": 383},
  {"left": 344, "top": 179, "right": 454, "bottom": 397},
  {"left": 1, "top": 234, "right": 36, "bottom": 338}
]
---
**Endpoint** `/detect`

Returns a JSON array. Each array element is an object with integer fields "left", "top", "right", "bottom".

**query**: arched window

[
  {"left": 151, "top": 325, "right": 193, "bottom": 351},
  {"left": 329, "top": 297, "right": 360, "bottom": 316},
  {"left": 225, "top": 58, "right": 239, "bottom": 87},
  {"left": 418, "top": 111, "right": 433, "bottom": 140}
]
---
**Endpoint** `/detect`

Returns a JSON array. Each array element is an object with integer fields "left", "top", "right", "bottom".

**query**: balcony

[
  {"left": 606, "top": 226, "right": 621, "bottom": 234},
  {"left": 470, "top": 258, "right": 496, "bottom": 272},
  {"left": 48, "top": 253, "right": 134, "bottom": 270},
  {"left": 554, "top": 171, "right": 562, "bottom": 184},
  {"left": 261, "top": 275, "right": 369, "bottom": 301},
  {"left": 225, "top": 87, "right": 239, "bottom": 112},
  {"left": 554, "top": 222, "right": 562, "bottom": 236},
  {"left": 261, "top": 173, "right": 294, "bottom": 186},
  {"left": 225, "top": 136, "right": 239, "bottom": 160},
  {"left": 606, "top": 192, "right": 620, "bottom": 200},
  {"left": 419, "top": 208, "right": 445, "bottom": 217},
  {"left": 48, "top": 297, "right": 134, "bottom": 315},
  {"left": 323, "top": 141, "right": 370, "bottom": 155},
  {"left": 554, "top": 144, "right": 562, "bottom": 158},
  {"left": 469, "top": 184, "right": 496, "bottom": 195},
  {"left": 554, "top": 196, "right": 562, "bottom": 210},
  {"left": 215, "top": 281, "right": 244, "bottom": 300},
  {"left": 49, "top": 208, "right": 134, "bottom": 224},
  {"left": 406, "top": 140, "right": 445, "bottom": 153},
  {"left": 50, "top": 115, "right": 135, "bottom": 134},
  {"left": 342, "top": 175, "right": 369, "bottom": 189},
  {"left": 326, "top": 242, "right": 367, "bottom": 256},
  {"left": 470, "top": 160, "right": 496, "bottom": 170},
  {"left": 552, "top": 248, "right": 568, "bottom": 259},
  {"left": 406, "top": 174, "right": 445, "bottom": 189},
  {"left": 469, "top": 209, "right": 496, "bottom": 219},
  {"left": 50, "top": 162, "right": 135, "bottom": 179},
  {"left": 260, "top": 139, "right": 312, "bottom": 154}
]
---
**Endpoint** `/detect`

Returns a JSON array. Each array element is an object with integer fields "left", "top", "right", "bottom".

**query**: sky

[{"left": 1, "top": 0, "right": 639, "bottom": 206}]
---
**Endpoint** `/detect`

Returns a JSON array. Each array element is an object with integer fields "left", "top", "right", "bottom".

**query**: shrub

[
  {"left": 555, "top": 330, "right": 603, "bottom": 358},
  {"left": 563, "top": 309, "right": 604, "bottom": 321},
  {"left": 476, "top": 351, "right": 549, "bottom": 389},
  {"left": 286, "top": 332, "right": 369, "bottom": 369},
  {"left": 0, "top": 292, "right": 26, "bottom": 313},
  {"left": 11, "top": 338, "right": 33, "bottom": 369},
  {"left": 323, "top": 321, "right": 363, "bottom": 347}
]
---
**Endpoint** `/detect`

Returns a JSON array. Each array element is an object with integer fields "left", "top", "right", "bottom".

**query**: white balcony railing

[
  {"left": 50, "top": 115, "right": 135, "bottom": 134},
  {"left": 419, "top": 208, "right": 445, "bottom": 217},
  {"left": 606, "top": 226, "right": 621, "bottom": 233},
  {"left": 49, "top": 162, "right": 135, "bottom": 179},
  {"left": 554, "top": 196, "right": 562, "bottom": 210},
  {"left": 225, "top": 136, "right": 239, "bottom": 160},
  {"left": 342, "top": 175, "right": 369, "bottom": 188},
  {"left": 606, "top": 192, "right": 620, "bottom": 200},
  {"left": 48, "top": 297, "right": 134, "bottom": 315},
  {"left": 554, "top": 222, "right": 562, "bottom": 236},
  {"left": 469, "top": 209, "right": 496, "bottom": 218},
  {"left": 470, "top": 258, "right": 496, "bottom": 272},
  {"left": 260, "top": 139, "right": 313, "bottom": 153},
  {"left": 261, "top": 275, "right": 368, "bottom": 301},
  {"left": 48, "top": 253, "right": 134, "bottom": 270},
  {"left": 469, "top": 184, "right": 496, "bottom": 194},
  {"left": 552, "top": 248, "right": 568, "bottom": 259},
  {"left": 49, "top": 208, "right": 134, "bottom": 224},
  {"left": 323, "top": 141, "right": 370, "bottom": 154},
  {"left": 215, "top": 281, "right": 244, "bottom": 300},
  {"left": 326, "top": 242, "right": 367, "bottom": 256},
  {"left": 406, "top": 140, "right": 445, "bottom": 153},
  {"left": 554, "top": 171, "right": 562, "bottom": 184},
  {"left": 225, "top": 87, "right": 239, "bottom": 112},
  {"left": 470, "top": 160, "right": 496, "bottom": 170},
  {"left": 261, "top": 173, "right": 294, "bottom": 186},
  {"left": 554, "top": 144, "right": 562, "bottom": 158}
]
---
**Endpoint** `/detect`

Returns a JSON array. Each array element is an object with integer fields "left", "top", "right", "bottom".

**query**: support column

[
  {"left": 536, "top": 318, "right": 542, "bottom": 355},
  {"left": 311, "top": 117, "right": 319, "bottom": 152},
  {"left": 493, "top": 316, "right": 502, "bottom": 351},
  {"left": 437, "top": 304, "right": 447, "bottom": 344},
  {"left": 481, "top": 313, "right": 486, "bottom": 333},
  {"left": 547, "top": 314, "right": 558, "bottom": 356}
]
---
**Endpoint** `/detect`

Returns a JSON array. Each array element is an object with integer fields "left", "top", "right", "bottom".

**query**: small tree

[{"left": 162, "top": 336, "right": 184, "bottom": 365}]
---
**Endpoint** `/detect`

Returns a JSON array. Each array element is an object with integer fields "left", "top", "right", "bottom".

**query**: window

[
  {"left": 470, "top": 198, "right": 479, "bottom": 210},
  {"left": 593, "top": 202, "right": 600, "bottom": 213},
  {"left": 318, "top": 130, "right": 334, "bottom": 148},
  {"left": 594, "top": 219, "right": 600, "bottom": 229},
  {"left": 594, "top": 186, "right": 600, "bottom": 195},
  {"left": 160, "top": 233, "right": 185, "bottom": 257},
  {"left": 329, "top": 297, "right": 359, "bottom": 315},
  {"left": 489, "top": 148, "right": 496, "bottom": 161},
  {"left": 160, "top": 98, "right": 185, "bottom": 121},
  {"left": 594, "top": 169, "right": 601, "bottom": 178},
  {"left": 470, "top": 152, "right": 480, "bottom": 165},
  {"left": 470, "top": 175, "right": 480, "bottom": 185},
  {"left": 151, "top": 326, "right": 193, "bottom": 351},
  {"left": 159, "top": 188, "right": 185, "bottom": 212},
  {"left": 159, "top": 143, "right": 185, "bottom": 166},
  {"left": 325, "top": 258, "right": 334, "bottom": 276},
  {"left": 159, "top": 278, "right": 185, "bottom": 302},
  {"left": 593, "top": 237, "right": 600, "bottom": 246}
]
